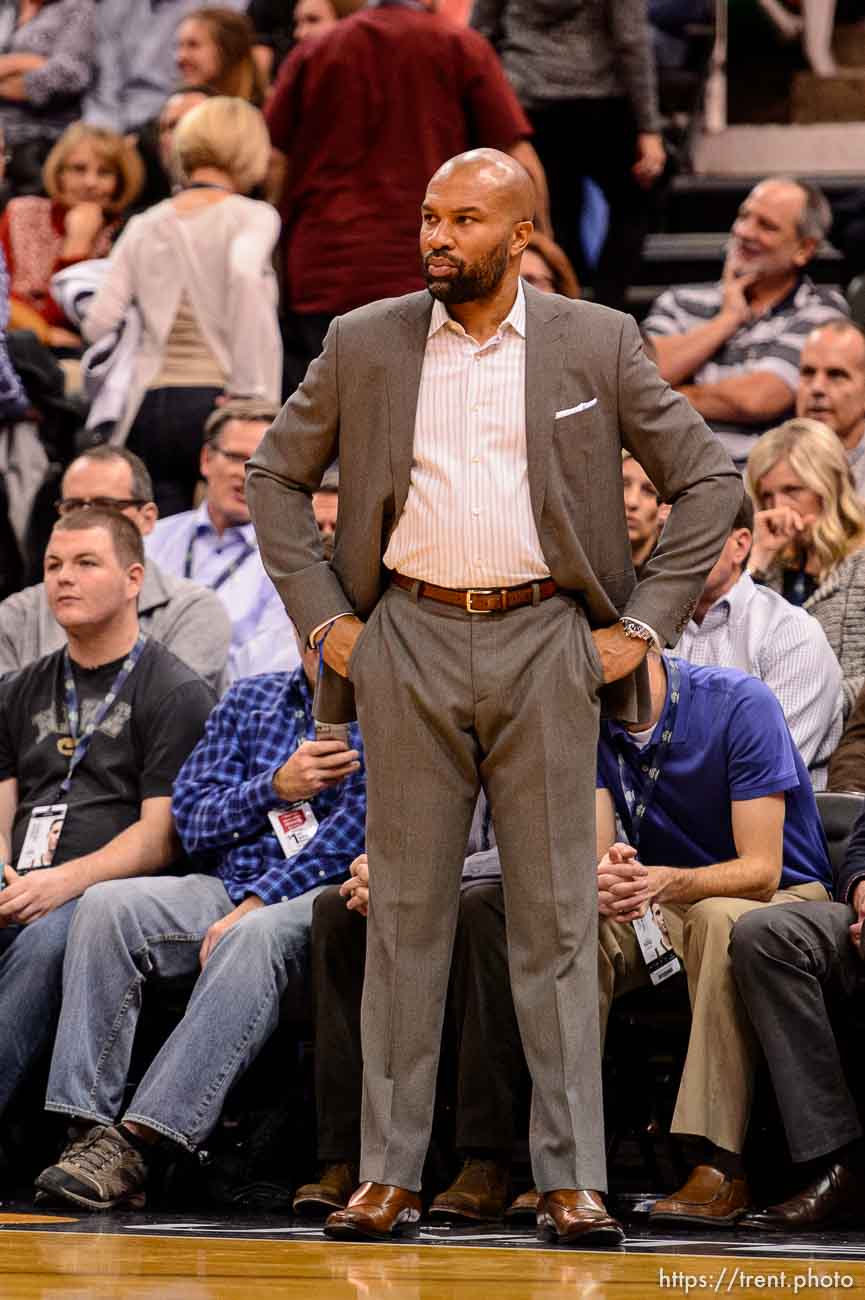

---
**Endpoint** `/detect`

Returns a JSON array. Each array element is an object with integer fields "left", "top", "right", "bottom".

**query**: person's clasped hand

[{"left": 339, "top": 853, "right": 369, "bottom": 916}]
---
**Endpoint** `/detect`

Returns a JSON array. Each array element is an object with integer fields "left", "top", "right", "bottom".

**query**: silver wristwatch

[{"left": 619, "top": 617, "right": 655, "bottom": 644}]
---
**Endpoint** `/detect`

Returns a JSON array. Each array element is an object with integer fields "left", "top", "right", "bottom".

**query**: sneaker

[{"left": 34, "top": 1124, "right": 148, "bottom": 1211}]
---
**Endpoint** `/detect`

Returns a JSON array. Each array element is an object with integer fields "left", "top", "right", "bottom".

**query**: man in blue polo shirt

[{"left": 597, "top": 651, "right": 831, "bottom": 1229}]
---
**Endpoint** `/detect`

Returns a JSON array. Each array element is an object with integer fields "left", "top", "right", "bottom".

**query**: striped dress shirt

[
  {"left": 383, "top": 280, "right": 550, "bottom": 588},
  {"left": 672, "top": 573, "right": 843, "bottom": 790}
]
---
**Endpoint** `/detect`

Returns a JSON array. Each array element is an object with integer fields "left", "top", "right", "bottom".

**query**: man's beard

[{"left": 423, "top": 237, "right": 511, "bottom": 304}]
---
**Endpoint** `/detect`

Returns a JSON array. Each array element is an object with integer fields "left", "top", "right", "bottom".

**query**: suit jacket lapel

[
  {"left": 524, "top": 285, "right": 565, "bottom": 536},
  {"left": 389, "top": 293, "right": 433, "bottom": 518}
]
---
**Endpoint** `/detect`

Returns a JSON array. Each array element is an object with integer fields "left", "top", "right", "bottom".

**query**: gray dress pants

[{"left": 350, "top": 584, "right": 606, "bottom": 1193}]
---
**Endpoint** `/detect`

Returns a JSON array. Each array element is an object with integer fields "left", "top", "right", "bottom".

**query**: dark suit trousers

[
  {"left": 351, "top": 584, "right": 606, "bottom": 1193},
  {"left": 311, "top": 880, "right": 525, "bottom": 1164},
  {"left": 310, "top": 885, "right": 366, "bottom": 1164},
  {"left": 731, "top": 901, "right": 865, "bottom": 1164}
]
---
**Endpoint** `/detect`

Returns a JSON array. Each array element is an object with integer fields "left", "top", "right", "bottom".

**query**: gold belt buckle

[{"left": 465, "top": 588, "right": 497, "bottom": 614}]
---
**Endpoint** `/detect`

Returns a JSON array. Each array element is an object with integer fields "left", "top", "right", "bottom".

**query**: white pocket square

[{"left": 555, "top": 399, "right": 597, "bottom": 419}]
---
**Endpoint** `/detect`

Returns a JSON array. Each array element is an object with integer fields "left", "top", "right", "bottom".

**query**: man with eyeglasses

[
  {"left": 145, "top": 400, "right": 301, "bottom": 681},
  {"left": 0, "top": 446, "right": 230, "bottom": 689}
]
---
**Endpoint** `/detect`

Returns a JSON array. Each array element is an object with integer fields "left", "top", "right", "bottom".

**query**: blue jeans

[
  {"left": 0, "top": 899, "right": 78, "bottom": 1117},
  {"left": 45, "top": 875, "right": 323, "bottom": 1150}
]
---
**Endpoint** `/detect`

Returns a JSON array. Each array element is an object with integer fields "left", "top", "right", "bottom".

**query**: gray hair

[{"left": 784, "top": 177, "right": 832, "bottom": 242}]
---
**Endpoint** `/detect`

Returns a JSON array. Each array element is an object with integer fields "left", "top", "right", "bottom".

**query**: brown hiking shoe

[
  {"left": 293, "top": 1162, "right": 358, "bottom": 1216},
  {"left": 428, "top": 1157, "right": 511, "bottom": 1222},
  {"left": 34, "top": 1124, "right": 148, "bottom": 1211}
]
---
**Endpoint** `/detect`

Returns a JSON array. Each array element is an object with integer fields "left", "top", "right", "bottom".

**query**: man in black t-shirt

[{"left": 0, "top": 508, "right": 214, "bottom": 1121}]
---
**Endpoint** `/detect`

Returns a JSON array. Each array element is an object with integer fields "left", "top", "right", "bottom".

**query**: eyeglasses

[
  {"left": 55, "top": 496, "right": 148, "bottom": 516},
  {"left": 209, "top": 446, "right": 249, "bottom": 466}
]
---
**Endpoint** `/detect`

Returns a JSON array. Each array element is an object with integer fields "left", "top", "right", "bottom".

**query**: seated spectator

[
  {"left": 745, "top": 418, "right": 865, "bottom": 709},
  {"left": 643, "top": 178, "right": 846, "bottom": 467},
  {"left": 176, "top": 8, "right": 267, "bottom": 106},
  {"left": 729, "top": 803, "right": 865, "bottom": 1229},
  {"left": 622, "top": 451, "right": 669, "bottom": 579},
  {"left": 0, "top": 447, "right": 231, "bottom": 689},
  {"left": 674, "top": 492, "right": 843, "bottom": 789},
  {"left": 230, "top": 465, "right": 339, "bottom": 680},
  {"left": 599, "top": 655, "right": 831, "bottom": 1229},
  {"left": 0, "top": 0, "right": 96, "bottom": 195},
  {"left": 132, "top": 85, "right": 215, "bottom": 214},
  {"left": 0, "top": 123, "right": 144, "bottom": 350},
  {"left": 313, "top": 468, "right": 338, "bottom": 546},
  {"left": 796, "top": 320, "right": 865, "bottom": 501},
  {"left": 83, "top": 0, "right": 246, "bottom": 137},
  {"left": 520, "top": 231, "right": 579, "bottom": 299},
  {"left": 34, "top": 638, "right": 365, "bottom": 1211},
  {"left": 145, "top": 400, "right": 299, "bottom": 682},
  {"left": 83, "top": 97, "right": 281, "bottom": 517},
  {"left": 0, "top": 508, "right": 214, "bottom": 1127}
]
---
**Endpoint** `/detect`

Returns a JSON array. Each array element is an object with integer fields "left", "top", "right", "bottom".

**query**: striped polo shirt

[{"left": 643, "top": 275, "right": 848, "bottom": 463}]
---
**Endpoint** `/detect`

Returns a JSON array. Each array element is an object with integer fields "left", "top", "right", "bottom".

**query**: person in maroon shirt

[{"left": 265, "top": 0, "right": 548, "bottom": 395}]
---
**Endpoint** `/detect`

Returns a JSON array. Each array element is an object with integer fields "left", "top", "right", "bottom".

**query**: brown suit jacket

[{"left": 247, "top": 285, "right": 742, "bottom": 721}]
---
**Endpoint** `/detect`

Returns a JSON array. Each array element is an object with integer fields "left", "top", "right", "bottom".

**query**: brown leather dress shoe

[
  {"left": 649, "top": 1165, "right": 749, "bottom": 1227},
  {"left": 428, "top": 1157, "right": 511, "bottom": 1222},
  {"left": 739, "top": 1162, "right": 865, "bottom": 1231},
  {"left": 537, "top": 1189, "right": 626, "bottom": 1246},
  {"left": 504, "top": 1187, "right": 540, "bottom": 1221},
  {"left": 292, "top": 1162, "right": 358, "bottom": 1217},
  {"left": 324, "top": 1181, "right": 421, "bottom": 1242}
]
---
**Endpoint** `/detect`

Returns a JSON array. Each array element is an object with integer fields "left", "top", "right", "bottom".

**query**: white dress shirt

[
  {"left": 672, "top": 572, "right": 843, "bottom": 789},
  {"left": 146, "top": 502, "right": 300, "bottom": 682},
  {"left": 383, "top": 280, "right": 549, "bottom": 587}
]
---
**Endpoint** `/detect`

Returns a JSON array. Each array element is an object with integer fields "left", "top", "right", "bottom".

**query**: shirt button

[
  {"left": 318, "top": 870, "right": 326, "bottom": 878},
  {"left": 233, "top": 832, "right": 239, "bottom": 839},
  {"left": 280, "top": 895, "right": 288, "bottom": 902},
  {"left": 472, "top": 507, "right": 481, "bottom": 516},
  {"left": 471, "top": 456, "right": 480, "bottom": 464}
]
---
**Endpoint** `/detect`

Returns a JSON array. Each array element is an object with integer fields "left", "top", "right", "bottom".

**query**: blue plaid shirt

[{"left": 172, "top": 668, "right": 366, "bottom": 905}]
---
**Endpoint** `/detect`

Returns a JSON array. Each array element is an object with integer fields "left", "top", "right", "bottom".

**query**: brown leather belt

[{"left": 391, "top": 572, "right": 559, "bottom": 614}]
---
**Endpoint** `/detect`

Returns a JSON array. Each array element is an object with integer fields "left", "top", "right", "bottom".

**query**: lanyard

[
  {"left": 616, "top": 658, "right": 680, "bottom": 854},
  {"left": 184, "top": 530, "right": 254, "bottom": 591},
  {"left": 59, "top": 633, "right": 147, "bottom": 797}
]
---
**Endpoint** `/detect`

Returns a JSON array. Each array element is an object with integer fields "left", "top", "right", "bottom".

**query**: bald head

[
  {"left": 428, "top": 149, "right": 535, "bottom": 224},
  {"left": 797, "top": 318, "right": 865, "bottom": 450},
  {"left": 420, "top": 150, "right": 534, "bottom": 307}
]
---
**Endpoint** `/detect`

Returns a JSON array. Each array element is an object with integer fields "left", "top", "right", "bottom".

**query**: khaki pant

[{"left": 598, "top": 882, "right": 829, "bottom": 1154}]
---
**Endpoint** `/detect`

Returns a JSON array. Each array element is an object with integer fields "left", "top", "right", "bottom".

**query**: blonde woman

[
  {"left": 0, "top": 122, "right": 143, "bottom": 348},
  {"left": 746, "top": 416, "right": 865, "bottom": 709},
  {"left": 82, "top": 97, "right": 282, "bottom": 517}
]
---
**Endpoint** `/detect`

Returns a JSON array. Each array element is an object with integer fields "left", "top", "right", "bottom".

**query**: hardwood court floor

[{"left": 0, "top": 1212, "right": 863, "bottom": 1298}]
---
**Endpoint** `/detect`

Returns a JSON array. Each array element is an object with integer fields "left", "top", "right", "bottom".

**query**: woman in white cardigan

[{"left": 83, "top": 96, "right": 282, "bottom": 516}]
